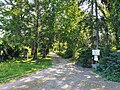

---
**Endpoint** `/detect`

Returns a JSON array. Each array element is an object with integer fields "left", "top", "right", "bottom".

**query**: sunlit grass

[{"left": 0, "top": 55, "right": 52, "bottom": 84}]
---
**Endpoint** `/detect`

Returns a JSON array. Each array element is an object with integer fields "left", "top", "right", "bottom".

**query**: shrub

[
  {"left": 76, "top": 48, "right": 93, "bottom": 68},
  {"left": 95, "top": 51, "right": 120, "bottom": 82},
  {"left": 64, "top": 49, "right": 73, "bottom": 58}
]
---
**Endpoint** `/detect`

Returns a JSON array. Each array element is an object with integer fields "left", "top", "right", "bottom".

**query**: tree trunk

[
  {"left": 33, "top": 17, "right": 38, "bottom": 62},
  {"left": 90, "top": 0, "right": 94, "bottom": 48},
  {"left": 33, "top": 1, "right": 39, "bottom": 63},
  {"left": 95, "top": 0, "right": 99, "bottom": 49}
]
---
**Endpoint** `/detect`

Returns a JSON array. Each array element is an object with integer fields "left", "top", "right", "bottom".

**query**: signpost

[
  {"left": 92, "top": 0, "right": 100, "bottom": 68},
  {"left": 92, "top": 49, "right": 100, "bottom": 68}
]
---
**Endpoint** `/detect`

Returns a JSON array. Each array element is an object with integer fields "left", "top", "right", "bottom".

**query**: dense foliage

[
  {"left": 0, "top": 0, "right": 120, "bottom": 82},
  {"left": 76, "top": 48, "right": 92, "bottom": 68},
  {"left": 95, "top": 51, "right": 120, "bottom": 82}
]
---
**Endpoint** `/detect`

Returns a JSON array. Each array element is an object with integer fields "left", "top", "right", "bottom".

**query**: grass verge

[{"left": 0, "top": 56, "right": 52, "bottom": 84}]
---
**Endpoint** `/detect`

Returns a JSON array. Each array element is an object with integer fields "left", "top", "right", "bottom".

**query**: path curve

[{"left": 0, "top": 52, "right": 120, "bottom": 90}]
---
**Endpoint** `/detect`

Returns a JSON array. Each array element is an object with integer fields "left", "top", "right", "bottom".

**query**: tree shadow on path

[{"left": 0, "top": 52, "right": 120, "bottom": 90}]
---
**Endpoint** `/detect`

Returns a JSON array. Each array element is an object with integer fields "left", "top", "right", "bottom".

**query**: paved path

[{"left": 0, "top": 52, "right": 120, "bottom": 90}]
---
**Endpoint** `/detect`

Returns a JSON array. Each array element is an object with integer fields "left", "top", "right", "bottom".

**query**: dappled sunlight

[
  {"left": 13, "top": 85, "right": 29, "bottom": 89},
  {"left": 0, "top": 55, "right": 52, "bottom": 85},
  {"left": 78, "top": 81, "right": 104, "bottom": 89},
  {"left": 95, "top": 75, "right": 101, "bottom": 78},
  {"left": 61, "top": 84, "right": 70, "bottom": 89},
  {"left": 22, "top": 78, "right": 34, "bottom": 83},
  {"left": 0, "top": 52, "right": 120, "bottom": 90},
  {"left": 43, "top": 57, "right": 51, "bottom": 60},
  {"left": 31, "top": 68, "right": 37, "bottom": 71},
  {"left": 15, "top": 61, "right": 21, "bottom": 63},
  {"left": 14, "top": 54, "right": 52, "bottom": 64},
  {"left": 61, "top": 77, "right": 66, "bottom": 81},
  {"left": 50, "top": 52, "right": 60, "bottom": 58},
  {"left": 84, "top": 75, "right": 91, "bottom": 79}
]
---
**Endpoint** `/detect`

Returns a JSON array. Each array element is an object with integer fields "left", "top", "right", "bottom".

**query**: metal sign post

[{"left": 92, "top": 50, "right": 100, "bottom": 68}]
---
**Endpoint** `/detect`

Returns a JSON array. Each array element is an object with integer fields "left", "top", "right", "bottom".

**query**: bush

[
  {"left": 95, "top": 51, "right": 120, "bottom": 82},
  {"left": 76, "top": 48, "right": 93, "bottom": 68},
  {"left": 99, "top": 46, "right": 111, "bottom": 58},
  {"left": 57, "top": 49, "right": 73, "bottom": 59},
  {"left": 64, "top": 49, "right": 73, "bottom": 58}
]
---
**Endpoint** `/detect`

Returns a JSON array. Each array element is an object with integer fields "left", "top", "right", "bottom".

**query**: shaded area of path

[{"left": 0, "top": 52, "right": 120, "bottom": 90}]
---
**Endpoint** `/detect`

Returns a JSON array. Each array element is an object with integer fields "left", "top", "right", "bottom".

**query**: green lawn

[{"left": 0, "top": 56, "right": 52, "bottom": 84}]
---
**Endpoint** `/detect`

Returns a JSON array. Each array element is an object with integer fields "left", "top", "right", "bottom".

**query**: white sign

[
  {"left": 94, "top": 55, "right": 98, "bottom": 61},
  {"left": 92, "top": 50, "right": 100, "bottom": 56}
]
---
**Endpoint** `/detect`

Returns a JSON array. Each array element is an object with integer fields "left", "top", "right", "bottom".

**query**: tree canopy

[{"left": 0, "top": 0, "right": 120, "bottom": 59}]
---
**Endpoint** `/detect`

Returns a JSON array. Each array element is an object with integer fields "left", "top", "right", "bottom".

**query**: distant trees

[
  {"left": 0, "top": 0, "right": 54, "bottom": 61},
  {"left": 0, "top": 0, "right": 119, "bottom": 61}
]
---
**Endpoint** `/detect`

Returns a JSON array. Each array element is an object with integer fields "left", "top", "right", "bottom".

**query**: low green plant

[
  {"left": 76, "top": 48, "right": 92, "bottom": 68},
  {"left": 64, "top": 49, "right": 73, "bottom": 58},
  {"left": 56, "top": 49, "right": 73, "bottom": 59},
  {"left": 0, "top": 57, "right": 52, "bottom": 84},
  {"left": 95, "top": 51, "right": 120, "bottom": 82}
]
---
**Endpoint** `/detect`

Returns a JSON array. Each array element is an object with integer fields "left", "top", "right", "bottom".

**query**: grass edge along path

[{"left": 0, "top": 56, "right": 52, "bottom": 84}]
